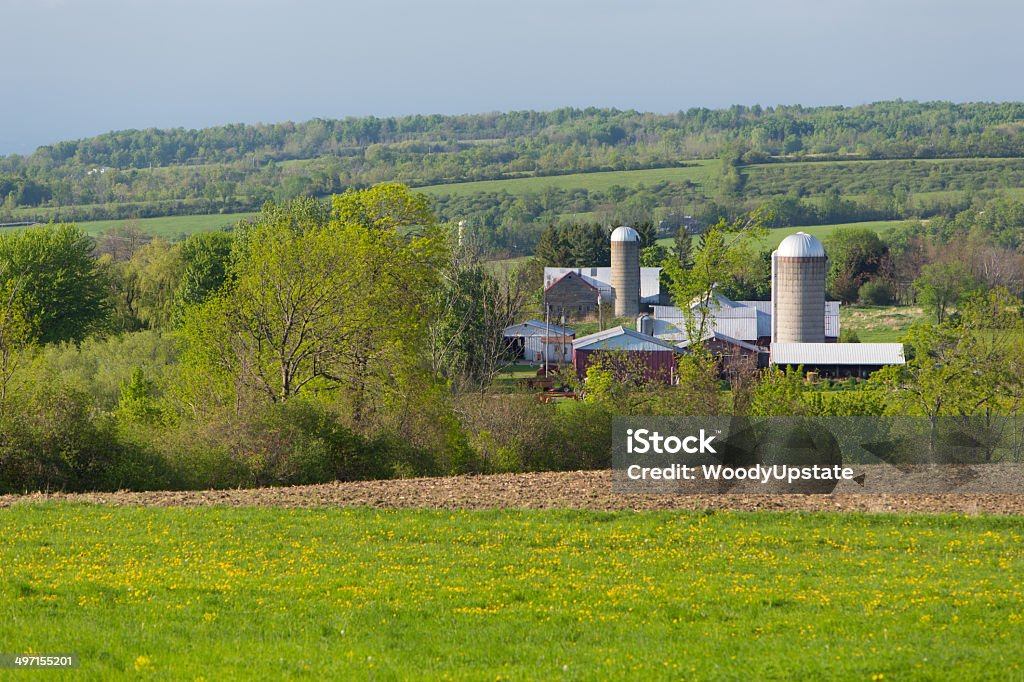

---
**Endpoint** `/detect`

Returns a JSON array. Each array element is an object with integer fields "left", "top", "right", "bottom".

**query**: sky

[{"left": 2, "top": 0, "right": 1023, "bottom": 155}]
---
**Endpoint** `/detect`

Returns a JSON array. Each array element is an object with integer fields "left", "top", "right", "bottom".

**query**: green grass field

[
  {"left": 753, "top": 221, "right": 903, "bottom": 250},
  {"left": 75, "top": 212, "right": 256, "bottom": 238},
  {"left": 842, "top": 305, "right": 929, "bottom": 342},
  {"left": 656, "top": 221, "right": 904, "bottom": 251},
  {"left": 416, "top": 162, "right": 721, "bottom": 197},
  {"left": 1, "top": 505, "right": 1021, "bottom": 680}
]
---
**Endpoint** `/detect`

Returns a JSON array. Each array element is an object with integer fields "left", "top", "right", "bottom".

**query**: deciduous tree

[{"left": 0, "top": 223, "right": 108, "bottom": 344}]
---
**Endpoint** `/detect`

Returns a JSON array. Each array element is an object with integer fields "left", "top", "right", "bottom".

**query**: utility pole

[{"left": 544, "top": 297, "right": 550, "bottom": 377}]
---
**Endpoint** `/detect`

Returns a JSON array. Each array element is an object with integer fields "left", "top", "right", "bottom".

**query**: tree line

[{"left": 4, "top": 101, "right": 1024, "bottom": 224}]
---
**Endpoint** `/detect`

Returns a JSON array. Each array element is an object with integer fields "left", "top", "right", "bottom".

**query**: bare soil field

[{"left": 3, "top": 470, "right": 1024, "bottom": 514}]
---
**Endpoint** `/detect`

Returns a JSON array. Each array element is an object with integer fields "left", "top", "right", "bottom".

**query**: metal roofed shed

[
  {"left": 503, "top": 320, "right": 574, "bottom": 339},
  {"left": 770, "top": 342, "right": 905, "bottom": 378},
  {"left": 503, "top": 320, "right": 575, "bottom": 364},
  {"left": 651, "top": 296, "right": 840, "bottom": 346},
  {"left": 572, "top": 326, "right": 681, "bottom": 382}
]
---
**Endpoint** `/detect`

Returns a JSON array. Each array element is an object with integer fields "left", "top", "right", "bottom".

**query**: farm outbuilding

[
  {"left": 543, "top": 271, "right": 603, "bottom": 317},
  {"left": 572, "top": 326, "right": 681, "bottom": 382},
  {"left": 770, "top": 342, "right": 905, "bottom": 378},
  {"left": 676, "top": 331, "right": 769, "bottom": 371},
  {"left": 502, "top": 320, "right": 575, "bottom": 364},
  {"left": 651, "top": 292, "right": 839, "bottom": 348},
  {"left": 544, "top": 266, "right": 664, "bottom": 319}
]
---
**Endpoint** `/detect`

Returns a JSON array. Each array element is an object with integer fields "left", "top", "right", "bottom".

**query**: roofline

[
  {"left": 572, "top": 325, "right": 680, "bottom": 351},
  {"left": 544, "top": 270, "right": 600, "bottom": 294}
]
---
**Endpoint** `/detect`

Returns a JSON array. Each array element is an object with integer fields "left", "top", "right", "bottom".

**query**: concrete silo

[
  {"left": 610, "top": 225, "right": 640, "bottom": 317},
  {"left": 771, "top": 232, "right": 827, "bottom": 343}
]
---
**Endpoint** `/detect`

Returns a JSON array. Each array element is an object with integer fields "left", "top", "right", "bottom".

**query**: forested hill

[
  {"left": 3, "top": 101, "right": 1024, "bottom": 235},
  {"left": 13, "top": 101, "right": 1024, "bottom": 170}
]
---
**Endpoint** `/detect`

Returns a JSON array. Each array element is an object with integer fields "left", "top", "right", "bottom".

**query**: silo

[
  {"left": 771, "top": 232, "right": 827, "bottom": 343},
  {"left": 610, "top": 225, "right": 640, "bottom": 317},
  {"left": 636, "top": 313, "right": 654, "bottom": 336}
]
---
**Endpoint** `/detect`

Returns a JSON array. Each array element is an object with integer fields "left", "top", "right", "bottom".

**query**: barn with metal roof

[
  {"left": 770, "top": 342, "right": 905, "bottom": 378},
  {"left": 571, "top": 326, "right": 681, "bottom": 382}
]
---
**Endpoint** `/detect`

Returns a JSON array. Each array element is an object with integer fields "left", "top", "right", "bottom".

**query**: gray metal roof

[
  {"left": 652, "top": 303, "right": 759, "bottom": 342},
  {"left": 544, "top": 267, "right": 662, "bottom": 299},
  {"left": 654, "top": 297, "right": 841, "bottom": 340},
  {"left": 573, "top": 326, "right": 679, "bottom": 352},
  {"left": 676, "top": 331, "right": 762, "bottom": 353},
  {"left": 770, "top": 343, "right": 905, "bottom": 366},
  {"left": 503, "top": 320, "right": 575, "bottom": 338}
]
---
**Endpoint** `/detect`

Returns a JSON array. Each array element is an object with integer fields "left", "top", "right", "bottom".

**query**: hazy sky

[{"left": 2, "top": 0, "right": 1022, "bottom": 155}]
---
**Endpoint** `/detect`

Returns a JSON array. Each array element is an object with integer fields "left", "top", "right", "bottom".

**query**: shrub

[
  {"left": 459, "top": 394, "right": 558, "bottom": 473},
  {"left": 157, "top": 400, "right": 383, "bottom": 488},
  {"left": 39, "top": 330, "right": 178, "bottom": 412},
  {"left": 550, "top": 400, "right": 614, "bottom": 470},
  {"left": 0, "top": 384, "right": 121, "bottom": 492},
  {"left": 858, "top": 280, "right": 894, "bottom": 306},
  {"left": 840, "top": 328, "right": 861, "bottom": 343}
]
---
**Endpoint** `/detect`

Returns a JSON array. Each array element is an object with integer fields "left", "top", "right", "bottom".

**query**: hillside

[{"left": 4, "top": 101, "right": 1024, "bottom": 252}]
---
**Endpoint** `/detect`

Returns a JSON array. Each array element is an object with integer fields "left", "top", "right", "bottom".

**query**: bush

[
  {"left": 840, "top": 328, "right": 861, "bottom": 343},
  {"left": 858, "top": 280, "right": 894, "bottom": 306},
  {"left": 39, "top": 330, "right": 178, "bottom": 412},
  {"left": 156, "top": 400, "right": 385, "bottom": 488},
  {"left": 550, "top": 400, "right": 614, "bottom": 470},
  {"left": 459, "top": 394, "right": 558, "bottom": 472},
  {"left": 0, "top": 384, "right": 122, "bottom": 492}
]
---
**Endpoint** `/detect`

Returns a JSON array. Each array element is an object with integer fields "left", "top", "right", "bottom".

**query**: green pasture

[
  {"left": 416, "top": 161, "right": 721, "bottom": 198},
  {"left": 656, "top": 220, "right": 903, "bottom": 251},
  {"left": 1, "top": 505, "right": 1021, "bottom": 680},
  {"left": 841, "top": 305, "right": 928, "bottom": 342},
  {"left": 76, "top": 212, "right": 255, "bottom": 238},
  {"left": 756, "top": 221, "right": 902, "bottom": 249}
]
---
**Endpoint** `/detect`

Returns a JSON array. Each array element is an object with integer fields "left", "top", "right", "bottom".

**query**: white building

[
  {"left": 502, "top": 320, "right": 575, "bottom": 365},
  {"left": 651, "top": 291, "right": 840, "bottom": 347}
]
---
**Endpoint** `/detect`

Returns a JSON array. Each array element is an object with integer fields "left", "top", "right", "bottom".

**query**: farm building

[
  {"left": 572, "top": 326, "right": 681, "bottom": 382},
  {"left": 543, "top": 225, "right": 668, "bottom": 321},
  {"left": 543, "top": 271, "right": 604, "bottom": 317},
  {"left": 502, "top": 320, "right": 575, "bottom": 365},
  {"left": 651, "top": 291, "right": 840, "bottom": 347},
  {"left": 675, "top": 331, "right": 769, "bottom": 371},
  {"left": 770, "top": 343, "right": 905, "bottom": 378},
  {"left": 543, "top": 266, "right": 664, "bottom": 318},
  {"left": 649, "top": 232, "right": 905, "bottom": 378}
]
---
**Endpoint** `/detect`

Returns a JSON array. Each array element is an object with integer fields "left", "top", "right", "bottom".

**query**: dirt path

[{"left": 3, "top": 470, "right": 1024, "bottom": 515}]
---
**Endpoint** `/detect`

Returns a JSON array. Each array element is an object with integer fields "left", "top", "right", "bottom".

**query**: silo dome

[
  {"left": 777, "top": 232, "right": 826, "bottom": 259},
  {"left": 610, "top": 226, "right": 640, "bottom": 242}
]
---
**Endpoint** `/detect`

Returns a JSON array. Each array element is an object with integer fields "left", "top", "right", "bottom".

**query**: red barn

[{"left": 572, "top": 326, "right": 681, "bottom": 383}]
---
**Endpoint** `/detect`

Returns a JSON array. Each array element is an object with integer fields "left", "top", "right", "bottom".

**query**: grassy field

[
  {"left": 757, "top": 220, "right": 903, "bottom": 248},
  {"left": 841, "top": 305, "right": 928, "bottom": 342},
  {"left": 656, "top": 220, "right": 904, "bottom": 251},
  {"left": 1, "top": 505, "right": 1021, "bottom": 679},
  {"left": 416, "top": 162, "right": 721, "bottom": 197},
  {"left": 75, "top": 212, "right": 256, "bottom": 238}
]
